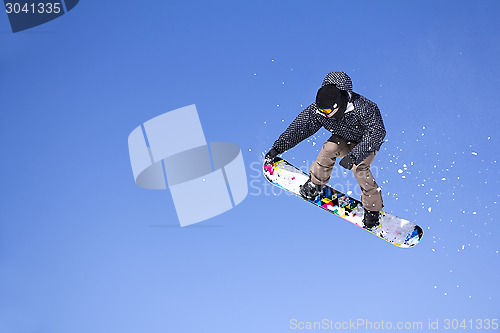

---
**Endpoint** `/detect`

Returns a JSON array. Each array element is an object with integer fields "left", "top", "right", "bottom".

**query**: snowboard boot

[
  {"left": 299, "top": 177, "right": 324, "bottom": 201},
  {"left": 363, "top": 208, "right": 380, "bottom": 229}
]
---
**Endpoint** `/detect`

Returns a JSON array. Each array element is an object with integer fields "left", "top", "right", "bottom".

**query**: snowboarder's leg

[
  {"left": 310, "top": 135, "right": 355, "bottom": 185},
  {"left": 352, "top": 152, "right": 383, "bottom": 211}
]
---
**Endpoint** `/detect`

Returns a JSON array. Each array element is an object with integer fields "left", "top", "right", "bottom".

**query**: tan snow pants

[{"left": 310, "top": 136, "right": 383, "bottom": 211}]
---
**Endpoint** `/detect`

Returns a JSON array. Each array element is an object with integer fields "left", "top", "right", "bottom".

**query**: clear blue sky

[{"left": 1, "top": 1, "right": 499, "bottom": 332}]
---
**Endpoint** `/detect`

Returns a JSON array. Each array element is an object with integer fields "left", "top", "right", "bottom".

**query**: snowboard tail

[{"left": 263, "top": 158, "right": 423, "bottom": 248}]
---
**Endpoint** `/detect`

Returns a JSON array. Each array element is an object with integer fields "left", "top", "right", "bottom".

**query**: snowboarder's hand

[
  {"left": 265, "top": 148, "right": 279, "bottom": 165},
  {"left": 339, "top": 155, "right": 354, "bottom": 170}
]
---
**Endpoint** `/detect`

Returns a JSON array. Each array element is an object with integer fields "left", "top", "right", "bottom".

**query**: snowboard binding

[
  {"left": 362, "top": 208, "right": 380, "bottom": 230},
  {"left": 299, "top": 177, "right": 324, "bottom": 201}
]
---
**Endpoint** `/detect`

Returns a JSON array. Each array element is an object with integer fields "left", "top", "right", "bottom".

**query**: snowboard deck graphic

[{"left": 263, "top": 158, "right": 423, "bottom": 248}]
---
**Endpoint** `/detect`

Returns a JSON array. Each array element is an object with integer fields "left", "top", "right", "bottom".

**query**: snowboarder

[{"left": 265, "top": 71, "right": 386, "bottom": 229}]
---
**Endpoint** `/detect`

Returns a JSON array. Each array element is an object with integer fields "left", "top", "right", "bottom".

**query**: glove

[
  {"left": 264, "top": 148, "right": 279, "bottom": 165},
  {"left": 339, "top": 155, "right": 354, "bottom": 170}
]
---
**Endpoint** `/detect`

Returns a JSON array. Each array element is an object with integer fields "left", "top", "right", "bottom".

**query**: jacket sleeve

[
  {"left": 347, "top": 104, "right": 386, "bottom": 164},
  {"left": 272, "top": 104, "right": 323, "bottom": 154}
]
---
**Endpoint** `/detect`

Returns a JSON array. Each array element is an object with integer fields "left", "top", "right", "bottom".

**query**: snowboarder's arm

[
  {"left": 271, "top": 104, "right": 323, "bottom": 154},
  {"left": 347, "top": 104, "right": 386, "bottom": 165}
]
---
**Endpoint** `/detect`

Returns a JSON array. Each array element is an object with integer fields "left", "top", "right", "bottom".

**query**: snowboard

[{"left": 263, "top": 158, "right": 423, "bottom": 248}]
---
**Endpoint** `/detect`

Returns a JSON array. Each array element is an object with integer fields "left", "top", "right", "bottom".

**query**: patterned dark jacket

[{"left": 271, "top": 71, "right": 386, "bottom": 165}]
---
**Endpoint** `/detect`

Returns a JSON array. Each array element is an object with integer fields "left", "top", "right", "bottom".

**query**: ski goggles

[{"left": 318, "top": 103, "right": 338, "bottom": 114}]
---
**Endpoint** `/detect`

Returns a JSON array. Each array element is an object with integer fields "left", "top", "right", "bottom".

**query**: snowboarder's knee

[
  {"left": 321, "top": 141, "right": 343, "bottom": 156},
  {"left": 353, "top": 163, "right": 370, "bottom": 173}
]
